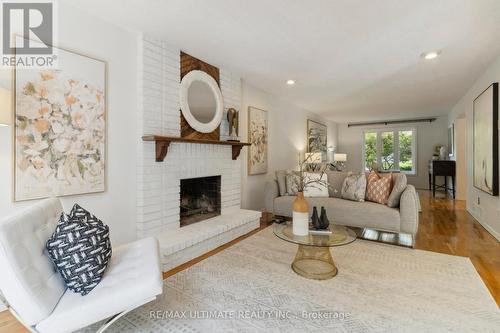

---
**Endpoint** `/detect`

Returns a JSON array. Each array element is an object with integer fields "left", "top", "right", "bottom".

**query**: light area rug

[{"left": 81, "top": 227, "right": 500, "bottom": 333}]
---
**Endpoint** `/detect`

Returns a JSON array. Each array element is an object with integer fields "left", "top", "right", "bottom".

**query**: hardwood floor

[
  {"left": 1, "top": 193, "right": 498, "bottom": 333},
  {"left": 415, "top": 190, "right": 500, "bottom": 306}
]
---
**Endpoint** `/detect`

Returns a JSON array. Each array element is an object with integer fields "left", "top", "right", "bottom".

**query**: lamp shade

[
  {"left": 334, "top": 153, "right": 347, "bottom": 162},
  {"left": 305, "top": 152, "right": 322, "bottom": 163},
  {"left": 0, "top": 87, "right": 11, "bottom": 126}
]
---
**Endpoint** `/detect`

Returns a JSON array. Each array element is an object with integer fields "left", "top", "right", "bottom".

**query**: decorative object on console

[
  {"left": 473, "top": 82, "right": 498, "bottom": 196},
  {"left": 439, "top": 146, "right": 448, "bottom": 160},
  {"left": 248, "top": 106, "right": 268, "bottom": 175},
  {"left": 341, "top": 173, "right": 367, "bottom": 202},
  {"left": 226, "top": 107, "right": 239, "bottom": 140},
  {"left": 307, "top": 119, "right": 327, "bottom": 159},
  {"left": 46, "top": 204, "right": 112, "bottom": 296},
  {"left": 14, "top": 46, "right": 106, "bottom": 201},
  {"left": 365, "top": 172, "right": 393, "bottom": 205}
]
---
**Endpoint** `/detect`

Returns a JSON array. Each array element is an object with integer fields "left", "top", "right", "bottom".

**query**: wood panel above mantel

[{"left": 142, "top": 135, "right": 250, "bottom": 162}]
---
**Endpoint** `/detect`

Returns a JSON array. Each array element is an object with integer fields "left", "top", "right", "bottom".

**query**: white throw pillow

[{"left": 304, "top": 173, "right": 329, "bottom": 197}]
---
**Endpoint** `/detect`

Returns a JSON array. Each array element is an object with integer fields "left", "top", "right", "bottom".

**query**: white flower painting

[{"left": 14, "top": 47, "right": 106, "bottom": 201}]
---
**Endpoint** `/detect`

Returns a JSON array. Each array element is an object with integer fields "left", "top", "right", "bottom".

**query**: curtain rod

[{"left": 347, "top": 118, "right": 436, "bottom": 127}]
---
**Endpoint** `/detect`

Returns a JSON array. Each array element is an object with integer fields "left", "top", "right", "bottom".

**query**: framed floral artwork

[
  {"left": 307, "top": 119, "right": 327, "bottom": 159},
  {"left": 14, "top": 47, "right": 106, "bottom": 201},
  {"left": 248, "top": 106, "right": 268, "bottom": 175}
]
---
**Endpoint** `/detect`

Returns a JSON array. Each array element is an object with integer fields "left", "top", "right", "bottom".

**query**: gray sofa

[{"left": 265, "top": 172, "right": 419, "bottom": 236}]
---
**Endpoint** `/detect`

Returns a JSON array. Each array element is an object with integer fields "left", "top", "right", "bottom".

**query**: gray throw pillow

[
  {"left": 341, "top": 173, "right": 367, "bottom": 202},
  {"left": 275, "top": 170, "right": 288, "bottom": 196},
  {"left": 326, "top": 171, "right": 347, "bottom": 198},
  {"left": 285, "top": 172, "right": 300, "bottom": 196},
  {"left": 387, "top": 173, "right": 407, "bottom": 207}
]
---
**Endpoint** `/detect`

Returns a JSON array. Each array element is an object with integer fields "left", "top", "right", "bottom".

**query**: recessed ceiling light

[
  {"left": 286, "top": 79, "right": 295, "bottom": 85},
  {"left": 422, "top": 50, "right": 441, "bottom": 60}
]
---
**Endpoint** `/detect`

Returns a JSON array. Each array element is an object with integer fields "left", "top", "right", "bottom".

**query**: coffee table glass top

[{"left": 273, "top": 223, "right": 357, "bottom": 247}]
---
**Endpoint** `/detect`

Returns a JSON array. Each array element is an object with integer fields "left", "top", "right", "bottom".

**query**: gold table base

[{"left": 291, "top": 245, "right": 337, "bottom": 280}]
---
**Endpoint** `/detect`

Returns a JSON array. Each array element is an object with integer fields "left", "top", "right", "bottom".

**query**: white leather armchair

[{"left": 0, "top": 198, "right": 163, "bottom": 333}]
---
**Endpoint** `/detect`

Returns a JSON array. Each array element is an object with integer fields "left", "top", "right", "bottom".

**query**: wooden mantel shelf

[{"left": 142, "top": 135, "right": 251, "bottom": 162}]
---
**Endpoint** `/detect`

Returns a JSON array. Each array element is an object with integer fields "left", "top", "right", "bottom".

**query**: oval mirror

[{"left": 180, "top": 70, "right": 223, "bottom": 133}]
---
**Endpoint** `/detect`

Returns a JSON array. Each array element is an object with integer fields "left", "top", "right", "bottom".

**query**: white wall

[
  {"left": 0, "top": 3, "right": 139, "bottom": 246},
  {"left": 452, "top": 118, "right": 467, "bottom": 200},
  {"left": 240, "top": 82, "right": 338, "bottom": 211},
  {"left": 448, "top": 54, "right": 500, "bottom": 241},
  {"left": 337, "top": 116, "right": 449, "bottom": 189}
]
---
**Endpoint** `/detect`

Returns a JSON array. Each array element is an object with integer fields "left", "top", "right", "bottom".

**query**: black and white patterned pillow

[{"left": 46, "top": 204, "right": 112, "bottom": 296}]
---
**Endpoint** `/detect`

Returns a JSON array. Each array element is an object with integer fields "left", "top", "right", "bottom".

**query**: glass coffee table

[{"left": 273, "top": 223, "right": 357, "bottom": 280}]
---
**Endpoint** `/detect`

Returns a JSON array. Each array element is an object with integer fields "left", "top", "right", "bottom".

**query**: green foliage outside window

[{"left": 364, "top": 132, "right": 377, "bottom": 170}]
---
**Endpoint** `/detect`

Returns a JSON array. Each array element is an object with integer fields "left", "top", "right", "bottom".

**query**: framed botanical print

[
  {"left": 14, "top": 46, "right": 107, "bottom": 201},
  {"left": 248, "top": 106, "right": 268, "bottom": 175},
  {"left": 307, "top": 119, "right": 327, "bottom": 158},
  {"left": 473, "top": 82, "right": 498, "bottom": 196}
]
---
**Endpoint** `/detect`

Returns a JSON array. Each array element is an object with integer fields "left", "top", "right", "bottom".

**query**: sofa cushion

[
  {"left": 387, "top": 173, "right": 407, "bottom": 208},
  {"left": 341, "top": 173, "right": 366, "bottom": 202},
  {"left": 326, "top": 171, "right": 347, "bottom": 198},
  {"left": 304, "top": 172, "right": 328, "bottom": 197},
  {"left": 366, "top": 172, "right": 392, "bottom": 205},
  {"left": 275, "top": 170, "right": 288, "bottom": 196}
]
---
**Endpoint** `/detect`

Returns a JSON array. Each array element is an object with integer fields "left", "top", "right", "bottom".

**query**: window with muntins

[{"left": 363, "top": 128, "right": 417, "bottom": 174}]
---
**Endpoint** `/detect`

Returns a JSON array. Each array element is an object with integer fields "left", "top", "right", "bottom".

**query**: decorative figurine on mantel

[{"left": 227, "top": 107, "right": 240, "bottom": 141}]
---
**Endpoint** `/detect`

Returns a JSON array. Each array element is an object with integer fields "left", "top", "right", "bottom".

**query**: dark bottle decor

[
  {"left": 319, "top": 206, "right": 330, "bottom": 230},
  {"left": 311, "top": 207, "right": 320, "bottom": 229}
]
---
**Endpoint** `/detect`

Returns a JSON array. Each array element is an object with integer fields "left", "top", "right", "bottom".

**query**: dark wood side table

[{"left": 429, "top": 160, "right": 456, "bottom": 199}]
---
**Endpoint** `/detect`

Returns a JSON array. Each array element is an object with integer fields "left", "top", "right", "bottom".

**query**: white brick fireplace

[{"left": 137, "top": 34, "right": 260, "bottom": 271}]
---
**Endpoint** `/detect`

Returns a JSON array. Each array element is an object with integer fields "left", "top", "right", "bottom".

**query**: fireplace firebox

[{"left": 180, "top": 176, "right": 221, "bottom": 227}]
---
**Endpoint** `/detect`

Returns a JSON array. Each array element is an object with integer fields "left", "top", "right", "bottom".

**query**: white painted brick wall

[{"left": 137, "top": 34, "right": 242, "bottom": 239}]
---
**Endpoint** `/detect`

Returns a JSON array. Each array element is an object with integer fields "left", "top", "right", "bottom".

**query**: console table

[{"left": 429, "top": 160, "right": 456, "bottom": 199}]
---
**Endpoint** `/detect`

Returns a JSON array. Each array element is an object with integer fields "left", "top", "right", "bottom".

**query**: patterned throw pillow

[
  {"left": 285, "top": 172, "right": 300, "bottom": 195},
  {"left": 341, "top": 173, "right": 367, "bottom": 202},
  {"left": 366, "top": 172, "right": 393, "bottom": 205},
  {"left": 387, "top": 173, "right": 407, "bottom": 207},
  {"left": 46, "top": 204, "right": 112, "bottom": 296},
  {"left": 326, "top": 171, "right": 347, "bottom": 198},
  {"left": 303, "top": 172, "right": 329, "bottom": 197}
]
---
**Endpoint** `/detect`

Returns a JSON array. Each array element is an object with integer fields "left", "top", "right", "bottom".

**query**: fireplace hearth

[{"left": 180, "top": 176, "right": 221, "bottom": 227}]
